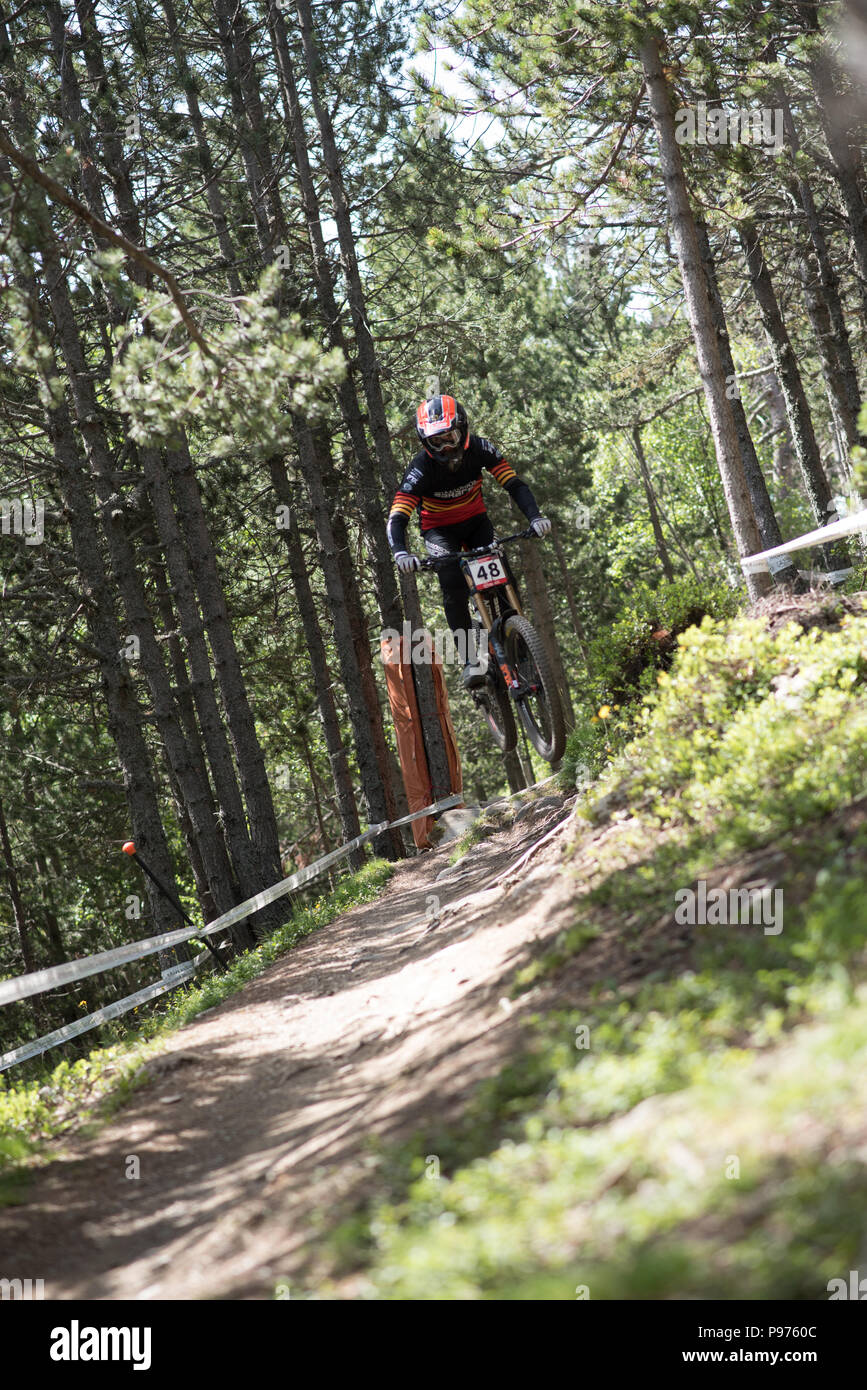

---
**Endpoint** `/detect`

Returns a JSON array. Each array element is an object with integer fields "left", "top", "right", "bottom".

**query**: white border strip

[
  {"left": 0, "top": 795, "right": 465, "bottom": 1009},
  {"left": 742, "top": 507, "right": 867, "bottom": 573},
  {"left": 0, "top": 794, "right": 466, "bottom": 1070},
  {"left": 0, "top": 953, "right": 208, "bottom": 1071}
]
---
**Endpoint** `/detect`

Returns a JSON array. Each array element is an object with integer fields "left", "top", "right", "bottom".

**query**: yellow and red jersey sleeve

[
  {"left": 387, "top": 488, "right": 421, "bottom": 552},
  {"left": 389, "top": 489, "right": 421, "bottom": 523},
  {"left": 486, "top": 457, "right": 517, "bottom": 487}
]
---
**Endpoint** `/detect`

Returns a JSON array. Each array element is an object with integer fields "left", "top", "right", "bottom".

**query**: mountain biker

[{"left": 387, "top": 394, "right": 552, "bottom": 688}]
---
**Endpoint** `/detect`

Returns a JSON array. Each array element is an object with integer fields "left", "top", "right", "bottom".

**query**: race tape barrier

[
  {"left": 0, "top": 949, "right": 211, "bottom": 1072},
  {"left": 0, "top": 792, "right": 464, "bottom": 1070},
  {"left": 741, "top": 506, "right": 867, "bottom": 576}
]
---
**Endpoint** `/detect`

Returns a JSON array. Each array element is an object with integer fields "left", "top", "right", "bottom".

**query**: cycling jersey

[{"left": 387, "top": 435, "right": 541, "bottom": 552}]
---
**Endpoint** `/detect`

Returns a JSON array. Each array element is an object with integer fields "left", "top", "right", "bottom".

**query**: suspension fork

[{"left": 471, "top": 590, "right": 521, "bottom": 694}]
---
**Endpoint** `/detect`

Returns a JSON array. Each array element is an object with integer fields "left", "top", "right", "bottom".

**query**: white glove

[
  {"left": 395, "top": 550, "right": 421, "bottom": 573},
  {"left": 530, "top": 516, "right": 552, "bottom": 536}
]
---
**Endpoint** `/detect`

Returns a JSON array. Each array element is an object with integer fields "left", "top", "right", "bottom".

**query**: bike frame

[{"left": 423, "top": 529, "right": 537, "bottom": 699}]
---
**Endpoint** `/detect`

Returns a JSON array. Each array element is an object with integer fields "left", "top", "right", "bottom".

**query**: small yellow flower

[
  {"left": 598, "top": 705, "right": 611, "bottom": 719},
  {"left": 591, "top": 715, "right": 599, "bottom": 723}
]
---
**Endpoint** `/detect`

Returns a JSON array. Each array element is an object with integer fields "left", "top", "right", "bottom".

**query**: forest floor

[{"left": 0, "top": 793, "right": 581, "bottom": 1299}]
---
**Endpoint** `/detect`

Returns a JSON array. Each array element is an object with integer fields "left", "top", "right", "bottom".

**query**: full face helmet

[{"left": 415, "top": 394, "right": 469, "bottom": 471}]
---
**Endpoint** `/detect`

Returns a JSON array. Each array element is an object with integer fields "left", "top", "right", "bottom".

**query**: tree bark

[
  {"left": 161, "top": 0, "right": 244, "bottom": 297},
  {"left": 167, "top": 437, "right": 285, "bottom": 889},
  {"left": 518, "top": 538, "right": 576, "bottom": 731},
  {"left": 42, "top": 248, "right": 244, "bottom": 943},
  {"left": 807, "top": 46, "right": 867, "bottom": 329},
  {"left": 738, "top": 218, "right": 849, "bottom": 572},
  {"left": 694, "top": 219, "right": 804, "bottom": 589},
  {"left": 779, "top": 95, "right": 864, "bottom": 449},
  {"left": 293, "top": 0, "right": 453, "bottom": 794},
  {"left": 295, "top": 422, "right": 400, "bottom": 857},
  {"left": 53, "top": 0, "right": 269, "bottom": 938},
  {"left": 638, "top": 29, "right": 769, "bottom": 598},
  {"left": 503, "top": 749, "right": 527, "bottom": 794},
  {"left": 0, "top": 787, "right": 36, "bottom": 975},
  {"left": 269, "top": 458, "right": 365, "bottom": 862},
  {"left": 630, "top": 426, "right": 675, "bottom": 581},
  {"left": 550, "top": 525, "right": 593, "bottom": 671}
]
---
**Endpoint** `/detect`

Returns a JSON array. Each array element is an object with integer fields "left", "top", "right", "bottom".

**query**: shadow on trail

[{"left": 0, "top": 826, "right": 565, "bottom": 1298}]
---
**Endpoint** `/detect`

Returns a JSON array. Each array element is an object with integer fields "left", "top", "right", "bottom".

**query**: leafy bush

[
  {"left": 584, "top": 574, "right": 738, "bottom": 704},
  {"left": 599, "top": 607, "right": 867, "bottom": 853},
  {"left": 561, "top": 574, "right": 738, "bottom": 788}
]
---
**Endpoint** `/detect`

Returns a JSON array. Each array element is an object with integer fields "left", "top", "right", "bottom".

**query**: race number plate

[{"left": 467, "top": 554, "right": 508, "bottom": 590}]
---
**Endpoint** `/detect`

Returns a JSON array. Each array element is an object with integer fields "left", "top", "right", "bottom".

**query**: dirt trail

[{"left": 1, "top": 799, "right": 580, "bottom": 1299}]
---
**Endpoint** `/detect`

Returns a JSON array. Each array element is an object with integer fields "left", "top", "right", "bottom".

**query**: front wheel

[{"left": 503, "top": 614, "right": 566, "bottom": 764}]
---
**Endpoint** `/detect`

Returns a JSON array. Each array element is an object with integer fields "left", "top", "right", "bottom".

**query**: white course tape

[
  {"left": 0, "top": 956, "right": 206, "bottom": 1071},
  {"left": 0, "top": 794, "right": 465, "bottom": 1010},
  {"left": 742, "top": 507, "right": 867, "bottom": 573}
]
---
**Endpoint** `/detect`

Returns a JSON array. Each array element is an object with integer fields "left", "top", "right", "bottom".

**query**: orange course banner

[{"left": 381, "top": 631, "right": 463, "bottom": 849}]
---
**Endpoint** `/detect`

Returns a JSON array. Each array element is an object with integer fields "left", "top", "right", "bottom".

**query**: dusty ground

[{"left": 0, "top": 798, "right": 581, "bottom": 1300}]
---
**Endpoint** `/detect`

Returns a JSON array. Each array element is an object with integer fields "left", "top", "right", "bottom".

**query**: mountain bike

[{"left": 420, "top": 529, "right": 566, "bottom": 765}]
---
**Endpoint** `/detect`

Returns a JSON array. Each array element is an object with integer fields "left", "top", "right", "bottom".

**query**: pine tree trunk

[
  {"left": 793, "top": 240, "right": 858, "bottom": 461},
  {"left": 0, "top": 125, "right": 188, "bottom": 959},
  {"left": 51, "top": 0, "right": 264, "bottom": 940},
  {"left": 638, "top": 30, "right": 769, "bottom": 598},
  {"left": 46, "top": 390, "right": 184, "bottom": 940},
  {"left": 140, "top": 445, "right": 262, "bottom": 943},
  {"left": 267, "top": 3, "right": 405, "bottom": 634},
  {"left": 295, "top": 422, "right": 400, "bottom": 857},
  {"left": 269, "top": 458, "right": 365, "bottom": 863},
  {"left": 630, "top": 426, "right": 676, "bottom": 581},
  {"left": 518, "top": 539, "right": 576, "bottom": 731},
  {"left": 161, "top": 0, "right": 243, "bottom": 297},
  {"left": 503, "top": 749, "right": 527, "bottom": 794},
  {"left": 42, "top": 251, "right": 242, "bottom": 930},
  {"left": 761, "top": 372, "right": 800, "bottom": 496},
  {"left": 0, "top": 788, "right": 36, "bottom": 975},
  {"left": 804, "top": 28, "right": 867, "bottom": 327},
  {"left": 167, "top": 438, "right": 284, "bottom": 889},
  {"left": 550, "top": 526, "right": 593, "bottom": 671},
  {"left": 293, "top": 0, "right": 453, "bottom": 795},
  {"left": 738, "top": 218, "right": 849, "bottom": 571},
  {"left": 780, "top": 96, "right": 864, "bottom": 448},
  {"left": 149, "top": 554, "right": 229, "bottom": 926},
  {"left": 694, "top": 220, "right": 804, "bottom": 589},
  {"left": 211, "top": 0, "right": 288, "bottom": 256}
]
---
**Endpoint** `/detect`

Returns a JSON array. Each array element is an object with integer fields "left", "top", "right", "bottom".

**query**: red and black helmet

[{"left": 416, "top": 394, "right": 469, "bottom": 469}]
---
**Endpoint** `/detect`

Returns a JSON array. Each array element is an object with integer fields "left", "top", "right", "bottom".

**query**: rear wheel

[
  {"left": 469, "top": 612, "right": 517, "bottom": 753},
  {"left": 475, "top": 678, "right": 517, "bottom": 752},
  {"left": 503, "top": 614, "right": 566, "bottom": 763}
]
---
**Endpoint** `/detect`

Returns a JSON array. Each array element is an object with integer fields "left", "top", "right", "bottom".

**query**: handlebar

[{"left": 417, "top": 527, "right": 536, "bottom": 571}]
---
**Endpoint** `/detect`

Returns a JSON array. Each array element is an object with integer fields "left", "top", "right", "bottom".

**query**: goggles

[{"left": 432, "top": 427, "right": 463, "bottom": 453}]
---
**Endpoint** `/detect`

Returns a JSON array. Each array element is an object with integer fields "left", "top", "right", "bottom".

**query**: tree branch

[{"left": 0, "top": 123, "right": 214, "bottom": 356}]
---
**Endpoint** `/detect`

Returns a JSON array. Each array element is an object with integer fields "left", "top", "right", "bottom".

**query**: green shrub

[{"left": 561, "top": 575, "right": 738, "bottom": 788}]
